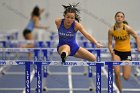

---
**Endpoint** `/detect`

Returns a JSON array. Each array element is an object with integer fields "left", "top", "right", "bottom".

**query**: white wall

[
  {"left": 0, "top": 0, "right": 47, "bottom": 31},
  {"left": 0, "top": 0, "right": 140, "bottom": 40}
]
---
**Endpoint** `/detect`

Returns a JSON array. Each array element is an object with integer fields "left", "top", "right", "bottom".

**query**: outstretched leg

[{"left": 74, "top": 47, "right": 96, "bottom": 61}]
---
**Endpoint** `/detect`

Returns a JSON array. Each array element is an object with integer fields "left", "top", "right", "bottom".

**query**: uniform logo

[{"left": 127, "top": 56, "right": 132, "bottom": 60}]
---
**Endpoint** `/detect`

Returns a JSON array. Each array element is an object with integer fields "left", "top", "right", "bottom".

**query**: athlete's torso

[
  {"left": 58, "top": 19, "right": 77, "bottom": 44},
  {"left": 112, "top": 24, "right": 131, "bottom": 51},
  {"left": 26, "top": 19, "right": 35, "bottom": 31}
]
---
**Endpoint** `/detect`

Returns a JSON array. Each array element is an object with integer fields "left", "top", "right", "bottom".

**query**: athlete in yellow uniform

[
  {"left": 113, "top": 24, "right": 131, "bottom": 51},
  {"left": 108, "top": 11, "right": 140, "bottom": 93}
]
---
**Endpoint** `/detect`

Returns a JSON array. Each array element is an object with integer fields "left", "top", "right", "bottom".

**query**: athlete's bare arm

[
  {"left": 126, "top": 25, "right": 140, "bottom": 51},
  {"left": 33, "top": 16, "right": 48, "bottom": 29},
  {"left": 55, "top": 18, "right": 61, "bottom": 29},
  {"left": 108, "top": 28, "right": 114, "bottom": 55},
  {"left": 75, "top": 22, "right": 102, "bottom": 48}
]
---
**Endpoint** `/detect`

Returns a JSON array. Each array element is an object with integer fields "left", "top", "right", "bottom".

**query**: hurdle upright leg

[
  {"left": 25, "top": 62, "right": 31, "bottom": 93},
  {"left": 106, "top": 62, "right": 113, "bottom": 93},
  {"left": 35, "top": 62, "right": 42, "bottom": 93},
  {"left": 96, "top": 63, "right": 104, "bottom": 93}
]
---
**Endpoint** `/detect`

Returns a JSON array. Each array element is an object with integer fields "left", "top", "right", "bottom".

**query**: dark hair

[
  {"left": 62, "top": 3, "right": 80, "bottom": 22},
  {"left": 123, "top": 20, "right": 128, "bottom": 25},
  {"left": 115, "top": 11, "right": 125, "bottom": 18},
  {"left": 23, "top": 29, "right": 31, "bottom": 38},
  {"left": 31, "top": 6, "right": 40, "bottom": 17}
]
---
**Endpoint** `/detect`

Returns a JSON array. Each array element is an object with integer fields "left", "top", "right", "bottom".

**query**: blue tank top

[
  {"left": 58, "top": 19, "right": 77, "bottom": 45},
  {"left": 26, "top": 19, "right": 35, "bottom": 31}
]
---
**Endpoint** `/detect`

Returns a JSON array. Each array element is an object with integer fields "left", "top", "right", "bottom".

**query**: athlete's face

[
  {"left": 64, "top": 13, "right": 75, "bottom": 26},
  {"left": 115, "top": 13, "right": 125, "bottom": 24}
]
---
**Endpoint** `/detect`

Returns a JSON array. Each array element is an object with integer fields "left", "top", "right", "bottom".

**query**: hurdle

[
  {"left": 0, "top": 48, "right": 140, "bottom": 93},
  {"left": 1, "top": 60, "right": 140, "bottom": 93},
  {"left": 33, "top": 48, "right": 104, "bottom": 93},
  {"left": 0, "top": 48, "right": 104, "bottom": 93},
  {"left": 0, "top": 61, "right": 104, "bottom": 93},
  {"left": 0, "top": 30, "right": 18, "bottom": 41},
  {"left": 33, "top": 47, "right": 109, "bottom": 93}
]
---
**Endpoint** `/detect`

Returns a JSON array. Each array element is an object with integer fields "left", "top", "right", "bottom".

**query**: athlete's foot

[{"left": 61, "top": 52, "right": 66, "bottom": 63}]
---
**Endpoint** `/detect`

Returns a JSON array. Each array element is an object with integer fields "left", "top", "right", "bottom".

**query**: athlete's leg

[
  {"left": 23, "top": 32, "right": 34, "bottom": 60},
  {"left": 114, "top": 66, "right": 122, "bottom": 93},
  {"left": 122, "top": 61, "right": 131, "bottom": 80},
  {"left": 74, "top": 47, "right": 96, "bottom": 61},
  {"left": 23, "top": 32, "right": 34, "bottom": 48},
  {"left": 58, "top": 44, "right": 70, "bottom": 56},
  {"left": 58, "top": 44, "right": 70, "bottom": 62},
  {"left": 113, "top": 54, "right": 122, "bottom": 93}
]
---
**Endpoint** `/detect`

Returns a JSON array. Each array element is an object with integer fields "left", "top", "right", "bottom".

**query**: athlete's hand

[
  {"left": 40, "top": 8, "right": 45, "bottom": 14},
  {"left": 95, "top": 42, "right": 103, "bottom": 48}
]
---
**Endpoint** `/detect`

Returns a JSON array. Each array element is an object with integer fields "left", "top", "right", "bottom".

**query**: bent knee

[
  {"left": 91, "top": 58, "right": 96, "bottom": 62},
  {"left": 90, "top": 56, "right": 96, "bottom": 62},
  {"left": 123, "top": 74, "right": 130, "bottom": 80}
]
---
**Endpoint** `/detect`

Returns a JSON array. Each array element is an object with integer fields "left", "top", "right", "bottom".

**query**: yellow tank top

[{"left": 112, "top": 24, "right": 131, "bottom": 52}]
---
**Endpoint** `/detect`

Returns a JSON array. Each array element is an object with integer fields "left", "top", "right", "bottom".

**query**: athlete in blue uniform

[
  {"left": 23, "top": 6, "right": 48, "bottom": 48},
  {"left": 55, "top": 3, "right": 102, "bottom": 62}
]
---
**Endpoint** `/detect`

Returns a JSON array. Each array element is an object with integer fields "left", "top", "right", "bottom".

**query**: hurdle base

[{"left": 0, "top": 87, "right": 140, "bottom": 92}]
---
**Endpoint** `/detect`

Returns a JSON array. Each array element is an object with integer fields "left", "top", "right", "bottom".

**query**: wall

[{"left": 0, "top": 0, "right": 140, "bottom": 40}]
